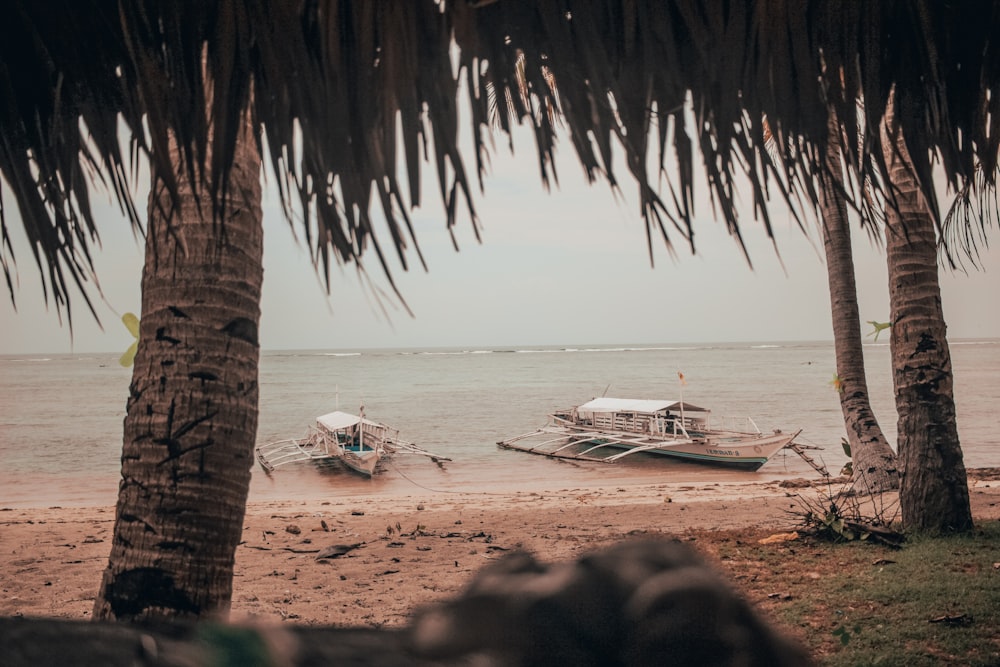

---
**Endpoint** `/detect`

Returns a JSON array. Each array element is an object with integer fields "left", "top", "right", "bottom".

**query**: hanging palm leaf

[{"left": 3, "top": 1, "right": 998, "bottom": 324}]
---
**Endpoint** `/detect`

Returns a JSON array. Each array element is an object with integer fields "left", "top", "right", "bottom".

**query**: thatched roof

[{"left": 2, "top": 1, "right": 998, "bottom": 319}]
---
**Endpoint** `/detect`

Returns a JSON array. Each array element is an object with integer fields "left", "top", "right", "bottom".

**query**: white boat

[
  {"left": 256, "top": 409, "right": 447, "bottom": 477},
  {"left": 498, "top": 397, "right": 810, "bottom": 472}
]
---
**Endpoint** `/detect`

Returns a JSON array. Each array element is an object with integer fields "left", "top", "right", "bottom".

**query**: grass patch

[{"left": 695, "top": 519, "right": 1000, "bottom": 666}]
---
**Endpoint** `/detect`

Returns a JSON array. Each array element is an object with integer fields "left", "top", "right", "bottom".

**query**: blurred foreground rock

[{"left": 409, "top": 537, "right": 811, "bottom": 666}]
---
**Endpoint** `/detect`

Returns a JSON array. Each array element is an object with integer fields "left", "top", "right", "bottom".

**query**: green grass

[{"left": 767, "top": 520, "right": 1000, "bottom": 666}]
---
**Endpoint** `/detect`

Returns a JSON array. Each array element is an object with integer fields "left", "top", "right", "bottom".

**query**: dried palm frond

[
  {"left": 942, "top": 165, "right": 998, "bottom": 272},
  {"left": 2, "top": 1, "right": 998, "bottom": 323}
]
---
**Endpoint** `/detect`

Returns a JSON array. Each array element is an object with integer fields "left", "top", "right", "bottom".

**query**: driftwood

[
  {"left": 2, "top": 537, "right": 811, "bottom": 666},
  {"left": 843, "top": 520, "right": 906, "bottom": 548}
]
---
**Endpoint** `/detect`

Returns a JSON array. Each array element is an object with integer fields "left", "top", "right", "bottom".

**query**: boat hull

[
  {"left": 596, "top": 430, "right": 796, "bottom": 471},
  {"left": 339, "top": 447, "right": 381, "bottom": 476},
  {"left": 499, "top": 420, "right": 801, "bottom": 472}
]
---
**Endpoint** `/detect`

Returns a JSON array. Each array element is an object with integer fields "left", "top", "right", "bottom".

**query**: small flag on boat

[{"left": 678, "top": 371, "right": 686, "bottom": 385}]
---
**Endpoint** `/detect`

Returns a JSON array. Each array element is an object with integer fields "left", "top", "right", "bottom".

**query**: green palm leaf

[
  {"left": 866, "top": 320, "right": 891, "bottom": 342},
  {"left": 119, "top": 312, "right": 140, "bottom": 367}
]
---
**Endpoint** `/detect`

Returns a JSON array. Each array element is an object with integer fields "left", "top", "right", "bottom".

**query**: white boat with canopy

[
  {"left": 498, "top": 397, "right": 824, "bottom": 473},
  {"left": 256, "top": 408, "right": 448, "bottom": 477}
]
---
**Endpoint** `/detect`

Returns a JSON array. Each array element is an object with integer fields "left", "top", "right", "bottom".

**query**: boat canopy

[
  {"left": 316, "top": 411, "right": 381, "bottom": 431},
  {"left": 576, "top": 398, "right": 709, "bottom": 415}
]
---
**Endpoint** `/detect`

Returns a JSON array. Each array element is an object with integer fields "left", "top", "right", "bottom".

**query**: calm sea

[{"left": 1, "top": 340, "right": 997, "bottom": 508}]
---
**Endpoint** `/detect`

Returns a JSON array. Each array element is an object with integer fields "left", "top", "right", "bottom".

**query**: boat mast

[
  {"left": 678, "top": 371, "right": 686, "bottom": 427},
  {"left": 359, "top": 401, "right": 365, "bottom": 451}
]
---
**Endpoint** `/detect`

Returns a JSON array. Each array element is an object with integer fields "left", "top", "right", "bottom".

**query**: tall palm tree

[
  {"left": 819, "top": 117, "right": 899, "bottom": 494},
  {"left": 3, "top": 2, "right": 997, "bottom": 618},
  {"left": 763, "top": 107, "right": 899, "bottom": 493},
  {"left": 881, "top": 97, "right": 973, "bottom": 533},
  {"left": 92, "top": 100, "right": 264, "bottom": 619}
]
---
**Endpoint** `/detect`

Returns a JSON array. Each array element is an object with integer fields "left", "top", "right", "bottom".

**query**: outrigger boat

[
  {"left": 498, "top": 397, "right": 820, "bottom": 473},
  {"left": 256, "top": 408, "right": 448, "bottom": 477}
]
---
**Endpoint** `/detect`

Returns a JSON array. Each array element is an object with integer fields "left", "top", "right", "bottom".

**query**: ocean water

[{"left": 1, "top": 340, "right": 997, "bottom": 508}]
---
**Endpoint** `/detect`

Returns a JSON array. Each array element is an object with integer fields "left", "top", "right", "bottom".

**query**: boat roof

[
  {"left": 315, "top": 410, "right": 382, "bottom": 431},
  {"left": 576, "top": 397, "right": 709, "bottom": 414}
]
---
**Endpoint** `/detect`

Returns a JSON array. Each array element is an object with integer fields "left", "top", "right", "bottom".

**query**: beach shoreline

[{"left": 3, "top": 471, "right": 998, "bottom": 628}]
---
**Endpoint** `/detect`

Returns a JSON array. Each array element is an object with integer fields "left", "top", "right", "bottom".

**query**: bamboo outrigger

[{"left": 498, "top": 397, "right": 821, "bottom": 473}]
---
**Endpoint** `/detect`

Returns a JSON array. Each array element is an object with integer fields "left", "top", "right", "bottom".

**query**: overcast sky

[{"left": 2, "top": 124, "right": 998, "bottom": 355}]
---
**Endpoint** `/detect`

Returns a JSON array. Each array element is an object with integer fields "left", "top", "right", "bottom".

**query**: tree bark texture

[
  {"left": 819, "top": 116, "right": 899, "bottom": 494},
  {"left": 881, "top": 100, "right": 973, "bottom": 533},
  {"left": 93, "top": 115, "right": 264, "bottom": 620}
]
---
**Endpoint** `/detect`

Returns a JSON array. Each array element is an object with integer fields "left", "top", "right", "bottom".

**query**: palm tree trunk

[
  {"left": 93, "top": 113, "right": 263, "bottom": 620},
  {"left": 881, "top": 98, "right": 973, "bottom": 533},
  {"left": 819, "top": 117, "right": 898, "bottom": 494}
]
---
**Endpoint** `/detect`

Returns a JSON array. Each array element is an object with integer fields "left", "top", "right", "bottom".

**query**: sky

[{"left": 2, "top": 124, "right": 998, "bottom": 355}]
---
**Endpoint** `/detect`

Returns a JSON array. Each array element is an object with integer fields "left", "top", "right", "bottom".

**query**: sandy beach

[{"left": 3, "top": 471, "right": 999, "bottom": 633}]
